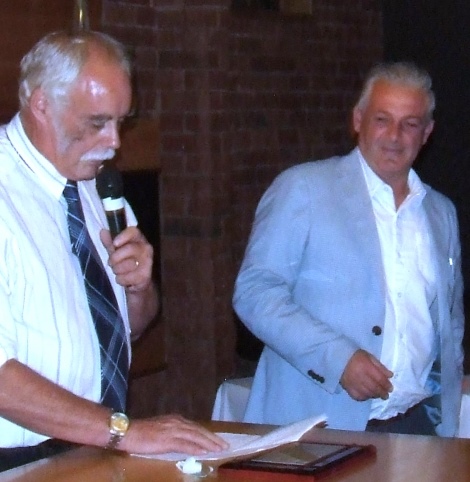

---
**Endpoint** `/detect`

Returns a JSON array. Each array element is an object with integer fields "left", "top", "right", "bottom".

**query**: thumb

[{"left": 99, "top": 228, "right": 114, "bottom": 253}]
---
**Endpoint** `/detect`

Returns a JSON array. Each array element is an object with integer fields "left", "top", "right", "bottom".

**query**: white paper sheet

[{"left": 133, "top": 414, "right": 326, "bottom": 463}]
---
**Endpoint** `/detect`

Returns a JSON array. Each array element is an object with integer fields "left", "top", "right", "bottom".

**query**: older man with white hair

[{"left": 0, "top": 30, "right": 226, "bottom": 471}]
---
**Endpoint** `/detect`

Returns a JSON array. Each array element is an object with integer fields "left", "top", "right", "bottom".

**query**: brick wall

[{"left": 102, "top": 0, "right": 383, "bottom": 419}]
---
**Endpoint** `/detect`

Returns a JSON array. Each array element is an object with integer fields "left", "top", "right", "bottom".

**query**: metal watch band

[{"left": 105, "top": 432, "right": 124, "bottom": 450}]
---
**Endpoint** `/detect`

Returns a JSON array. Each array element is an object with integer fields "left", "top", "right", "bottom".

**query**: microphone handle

[
  {"left": 102, "top": 196, "right": 127, "bottom": 239},
  {"left": 106, "top": 208, "right": 127, "bottom": 239}
]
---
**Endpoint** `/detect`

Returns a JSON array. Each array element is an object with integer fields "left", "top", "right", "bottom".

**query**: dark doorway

[{"left": 383, "top": 0, "right": 470, "bottom": 372}]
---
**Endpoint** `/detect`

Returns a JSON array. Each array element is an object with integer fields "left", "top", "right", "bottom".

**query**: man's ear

[
  {"left": 352, "top": 106, "right": 362, "bottom": 134},
  {"left": 29, "top": 88, "right": 49, "bottom": 122},
  {"left": 422, "top": 119, "right": 435, "bottom": 145}
]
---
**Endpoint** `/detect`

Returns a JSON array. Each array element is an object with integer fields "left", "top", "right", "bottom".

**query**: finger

[
  {"left": 173, "top": 418, "right": 229, "bottom": 450},
  {"left": 348, "top": 382, "right": 375, "bottom": 401},
  {"left": 369, "top": 363, "right": 394, "bottom": 395},
  {"left": 177, "top": 433, "right": 227, "bottom": 454},
  {"left": 166, "top": 438, "right": 217, "bottom": 456},
  {"left": 348, "top": 389, "right": 369, "bottom": 402},
  {"left": 193, "top": 429, "right": 229, "bottom": 450},
  {"left": 110, "top": 241, "right": 152, "bottom": 271},
  {"left": 369, "top": 355, "right": 394, "bottom": 378},
  {"left": 99, "top": 228, "right": 114, "bottom": 252},
  {"left": 346, "top": 378, "right": 391, "bottom": 401},
  {"left": 363, "top": 375, "right": 392, "bottom": 400},
  {"left": 377, "top": 380, "right": 393, "bottom": 399},
  {"left": 357, "top": 378, "right": 383, "bottom": 400},
  {"left": 159, "top": 421, "right": 228, "bottom": 454},
  {"left": 111, "top": 257, "right": 142, "bottom": 275},
  {"left": 343, "top": 373, "right": 375, "bottom": 401},
  {"left": 112, "top": 226, "right": 143, "bottom": 248},
  {"left": 363, "top": 354, "right": 393, "bottom": 396}
]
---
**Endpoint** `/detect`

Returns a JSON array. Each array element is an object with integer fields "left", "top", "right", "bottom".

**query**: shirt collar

[
  {"left": 356, "top": 147, "right": 427, "bottom": 206},
  {"left": 6, "top": 113, "right": 67, "bottom": 200}
]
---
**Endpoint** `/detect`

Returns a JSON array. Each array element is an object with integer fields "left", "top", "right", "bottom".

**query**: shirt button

[{"left": 372, "top": 326, "right": 382, "bottom": 336}]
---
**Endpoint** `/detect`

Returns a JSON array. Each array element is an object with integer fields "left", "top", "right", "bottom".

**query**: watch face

[{"left": 110, "top": 412, "right": 130, "bottom": 435}]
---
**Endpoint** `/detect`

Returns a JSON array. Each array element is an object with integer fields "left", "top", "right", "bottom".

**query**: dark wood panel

[
  {"left": 0, "top": 0, "right": 102, "bottom": 122},
  {"left": 117, "top": 119, "right": 160, "bottom": 171}
]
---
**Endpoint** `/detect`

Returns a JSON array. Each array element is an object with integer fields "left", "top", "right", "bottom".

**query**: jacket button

[
  {"left": 307, "top": 369, "right": 325, "bottom": 383},
  {"left": 372, "top": 325, "right": 382, "bottom": 336}
]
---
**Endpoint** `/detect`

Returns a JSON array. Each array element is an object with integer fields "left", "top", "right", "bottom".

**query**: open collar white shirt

[
  {"left": 358, "top": 152, "right": 438, "bottom": 420},
  {"left": 0, "top": 114, "right": 133, "bottom": 447}
]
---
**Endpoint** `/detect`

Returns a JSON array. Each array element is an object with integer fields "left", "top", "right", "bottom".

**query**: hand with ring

[{"left": 99, "top": 226, "right": 153, "bottom": 292}]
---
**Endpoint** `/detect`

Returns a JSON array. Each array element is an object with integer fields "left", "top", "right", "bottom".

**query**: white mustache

[{"left": 80, "top": 149, "right": 116, "bottom": 162}]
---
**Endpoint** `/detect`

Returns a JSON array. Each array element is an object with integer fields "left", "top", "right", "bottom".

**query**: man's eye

[
  {"left": 405, "top": 121, "right": 420, "bottom": 129},
  {"left": 91, "top": 122, "right": 106, "bottom": 130}
]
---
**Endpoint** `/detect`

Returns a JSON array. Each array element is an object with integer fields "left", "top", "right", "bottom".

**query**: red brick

[{"left": 103, "top": 0, "right": 383, "bottom": 420}]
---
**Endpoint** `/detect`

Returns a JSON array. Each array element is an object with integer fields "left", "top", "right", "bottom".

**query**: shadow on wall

[{"left": 234, "top": 314, "right": 263, "bottom": 377}]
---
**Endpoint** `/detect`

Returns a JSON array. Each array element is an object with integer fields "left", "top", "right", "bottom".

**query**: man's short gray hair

[
  {"left": 355, "top": 61, "right": 435, "bottom": 120},
  {"left": 19, "top": 30, "right": 131, "bottom": 109}
]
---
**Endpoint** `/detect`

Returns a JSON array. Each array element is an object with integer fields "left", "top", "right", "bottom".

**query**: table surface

[{"left": 2, "top": 421, "right": 470, "bottom": 481}]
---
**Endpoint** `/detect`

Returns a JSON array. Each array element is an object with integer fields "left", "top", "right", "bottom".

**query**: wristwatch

[{"left": 106, "top": 412, "right": 130, "bottom": 450}]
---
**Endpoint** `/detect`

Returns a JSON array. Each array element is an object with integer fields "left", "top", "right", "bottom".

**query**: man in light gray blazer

[{"left": 233, "top": 62, "right": 464, "bottom": 436}]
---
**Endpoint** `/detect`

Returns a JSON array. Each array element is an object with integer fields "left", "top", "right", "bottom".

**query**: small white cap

[{"left": 176, "top": 457, "right": 203, "bottom": 474}]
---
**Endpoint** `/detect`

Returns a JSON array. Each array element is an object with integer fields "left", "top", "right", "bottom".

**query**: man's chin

[{"left": 79, "top": 160, "right": 104, "bottom": 180}]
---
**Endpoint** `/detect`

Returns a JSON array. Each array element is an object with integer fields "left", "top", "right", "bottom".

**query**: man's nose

[
  {"left": 103, "top": 122, "right": 121, "bottom": 149},
  {"left": 387, "top": 122, "right": 401, "bottom": 139}
]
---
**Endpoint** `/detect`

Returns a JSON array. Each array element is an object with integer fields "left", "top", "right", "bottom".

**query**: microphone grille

[{"left": 96, "top": 165, "right": 124, "bottom": 199}]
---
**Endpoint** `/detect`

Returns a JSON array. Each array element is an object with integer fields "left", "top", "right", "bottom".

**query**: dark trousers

[
  {"left": 366, "top": 401, "right": 436, "bottom": 436},
  {"left": 0, "top": 439, "right": 77, "bottom": 473}
]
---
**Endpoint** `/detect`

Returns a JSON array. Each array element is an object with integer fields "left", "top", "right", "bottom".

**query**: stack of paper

[{"left": 136, "top": 414, "right": 327, "bottom": 465}]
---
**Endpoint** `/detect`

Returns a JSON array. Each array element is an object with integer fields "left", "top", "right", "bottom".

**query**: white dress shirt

[
  {"left": 0, "top": 114, "right": 134, "bottom": 447},
  {"left": 358, "top": 153, "right": 438, "bottom": 420}
]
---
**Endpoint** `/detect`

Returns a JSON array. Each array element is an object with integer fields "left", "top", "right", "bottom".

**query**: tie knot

[{"left": 63, "top": 181, "right": 79, "bottom": 204}]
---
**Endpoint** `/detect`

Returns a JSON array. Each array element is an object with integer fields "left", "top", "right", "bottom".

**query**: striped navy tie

[{"left": 63, "top": 181, "right": 128, "bottom": 412}]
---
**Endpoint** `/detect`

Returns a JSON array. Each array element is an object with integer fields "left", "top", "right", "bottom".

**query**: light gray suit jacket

[{"left": 233, "top": 148, "right": 464, "bottom": 436}]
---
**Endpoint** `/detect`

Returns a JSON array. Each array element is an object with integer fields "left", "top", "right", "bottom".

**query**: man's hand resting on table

[{"left": 119, "top": 414, "right": 229, "bottom": 455}]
